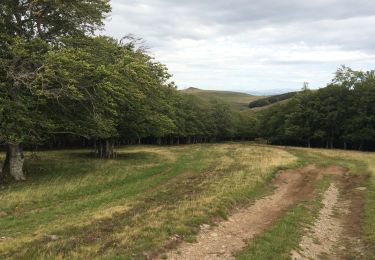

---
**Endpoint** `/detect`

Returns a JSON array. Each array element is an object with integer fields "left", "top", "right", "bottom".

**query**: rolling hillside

[
  {"left": 248, "top": 92, "right": 298, "bottom": 109},
  {"left": 181, "top": 87, "right": 264, "bottom": 111}
]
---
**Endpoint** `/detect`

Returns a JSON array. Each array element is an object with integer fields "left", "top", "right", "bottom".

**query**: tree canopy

[
  {"left": 256, "top": 66, "right": 375, "bottom": 150},
  {"left": 0, "top": 0, "right": 111, "bottom": 180}
]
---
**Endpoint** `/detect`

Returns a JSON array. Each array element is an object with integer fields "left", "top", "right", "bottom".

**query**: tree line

[
  {"left": 256, "top": 67, "right": 375, "bottom": 150},
  {"left": 1, "top": 1, "right": 374, "bottom": 183},
  {"left": 0, "top": 0, "right": 256, "bottom": 182}
]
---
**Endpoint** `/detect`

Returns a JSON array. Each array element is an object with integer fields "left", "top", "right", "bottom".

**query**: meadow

[
  {"left": 181, "top": 87, "right": 263, "bottom": 110},
  {"left": 0, "top": 143, "right": 374, "bottom": 259}
]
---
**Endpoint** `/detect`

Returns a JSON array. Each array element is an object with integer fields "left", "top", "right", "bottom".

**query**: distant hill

[
  {"left": 248, "top": 88, "right": 298, "bottom": 96},
  {"left": 181, "top": 87, "right": 264, "bottom": 111},
  {"left": 248, "top": 92, "right": 298, "bottom": 109}
]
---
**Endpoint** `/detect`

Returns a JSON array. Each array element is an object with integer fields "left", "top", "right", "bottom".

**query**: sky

[{"left": 104, "top": 0, "right": 375, "bottom": 94}]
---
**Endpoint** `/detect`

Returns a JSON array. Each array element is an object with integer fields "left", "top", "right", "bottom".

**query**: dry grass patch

[{"left": 0, "top": 143, "right": 297, "bottom": 259}]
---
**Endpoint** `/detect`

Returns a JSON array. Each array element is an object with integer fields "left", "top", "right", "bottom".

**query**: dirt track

[
  {"left": 291, "top": 169, "right": 367, "bottom": 259},
  {"left": 291, "top": 182, "right": 344, "bottom": 259},
  {"left": 164, "top": 165, "right": 334, "bottom": 260}
]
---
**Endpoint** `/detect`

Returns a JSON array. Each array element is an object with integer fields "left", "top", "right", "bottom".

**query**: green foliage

[
  {"left": 256, "top": 67, "right": 375, "bottom": 150},
  {"left": 0, "top": 0, "right": 260, "bottom": 154},
  {"left": 39, "top": 36, "right": 123, "bottom": 139},
  {"left": 0, "top": 0, "right": 111, "bottom": 145},
  {"left": 0, "top": 0, "right": 110, "bottom": 41}
]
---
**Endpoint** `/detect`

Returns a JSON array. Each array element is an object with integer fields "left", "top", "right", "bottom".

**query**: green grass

[
  {"left": 1, "top": 144, "right": 374, "bottom": 259},
  {"left": 0, "top": 143, "right": 296, "bottom": 259},
  {"left": 181, "top": 87, "right": 263, "bottom": 110}
]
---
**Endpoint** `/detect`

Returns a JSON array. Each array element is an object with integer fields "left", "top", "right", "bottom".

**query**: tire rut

[
  {"left": 291, "top": 183, "right": 345, "bottom": 259},
  {"left": 163, "top": 165, "right": 321, "bottom": 260},
  {"left": 291, "top": 169, "right": 367, "bottom": 260}
]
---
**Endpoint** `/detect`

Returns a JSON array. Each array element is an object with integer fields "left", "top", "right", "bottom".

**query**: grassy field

[
  {"left": 0, "top": 144, "right": 296, "bottom": 259},
  {"left": 181, "top": 87, "right": 263, "bottom": 110},
  {"left": 0, "top": 143, "right": 374, "bottom": 259}
]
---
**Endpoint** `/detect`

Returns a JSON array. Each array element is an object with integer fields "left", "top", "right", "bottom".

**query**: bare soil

[
  {"left": 291, "top": 182, "right": 345, "bottom": 259},
  {"left": 163, "top": 165, "right": 321, "bottom": 260},
  {"left": 291, "top": 169, "right": 367, "bottom": 260},
  {"left": 159, "top": 165, "right": 366, "bottom": 260},
  {"left": 337, "top": 174, "right": 368, "bottom": 259}
]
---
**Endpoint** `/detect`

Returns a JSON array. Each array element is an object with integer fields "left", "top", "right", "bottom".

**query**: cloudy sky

[{"left": 104, "top": 0, "right": 375, "bottom": 93}]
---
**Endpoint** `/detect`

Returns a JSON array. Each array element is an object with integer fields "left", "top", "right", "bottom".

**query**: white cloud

[{"left": 103, "top": 0, "right": 375, "bottom": 92}]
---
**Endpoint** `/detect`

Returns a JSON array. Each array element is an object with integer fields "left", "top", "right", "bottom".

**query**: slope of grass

[
  {"left": 248, "top": 92, "right": 297, "bottom": 109},
  {"left": 181, "top": 87, "right": 263, "bottom": 110},
  {"left": 0, "top": 144, "right": 297, "bottom": 259}
]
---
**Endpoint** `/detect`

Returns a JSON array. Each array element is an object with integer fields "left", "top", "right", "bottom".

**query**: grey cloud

[
  {"left": 108, "top": 0, "right": 375, "bottom": 51},
  {"left": 104, "top": 0, "right": 375, "bottom": 91}
]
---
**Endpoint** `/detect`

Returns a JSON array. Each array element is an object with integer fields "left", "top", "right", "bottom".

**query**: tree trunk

[
  {"left": 1, "top": 143, "right": 26, "bottom": 182},
  {"left": 105, "top": 140, "right": 110, "bottom": 158},
  {"left": 0, "top": 151, "right": 7, "bottom": 183},
  {"left": 94, "top": 140, "right": 116, "bottom": 158},
  {"left": 103, "top": 140, "right": 115, "bottom": 158},
  {"left": 99, "top": 141, "right": 103, "bottom": 157},
  {"left": 94, "top": 141, "right": 97, "bottom": 156},
  {"left": 359, "top": 140, "right": 363, "bottom": 151},
  {"left": 307, "top": 138, "right": 311, "bottom": 148}
]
